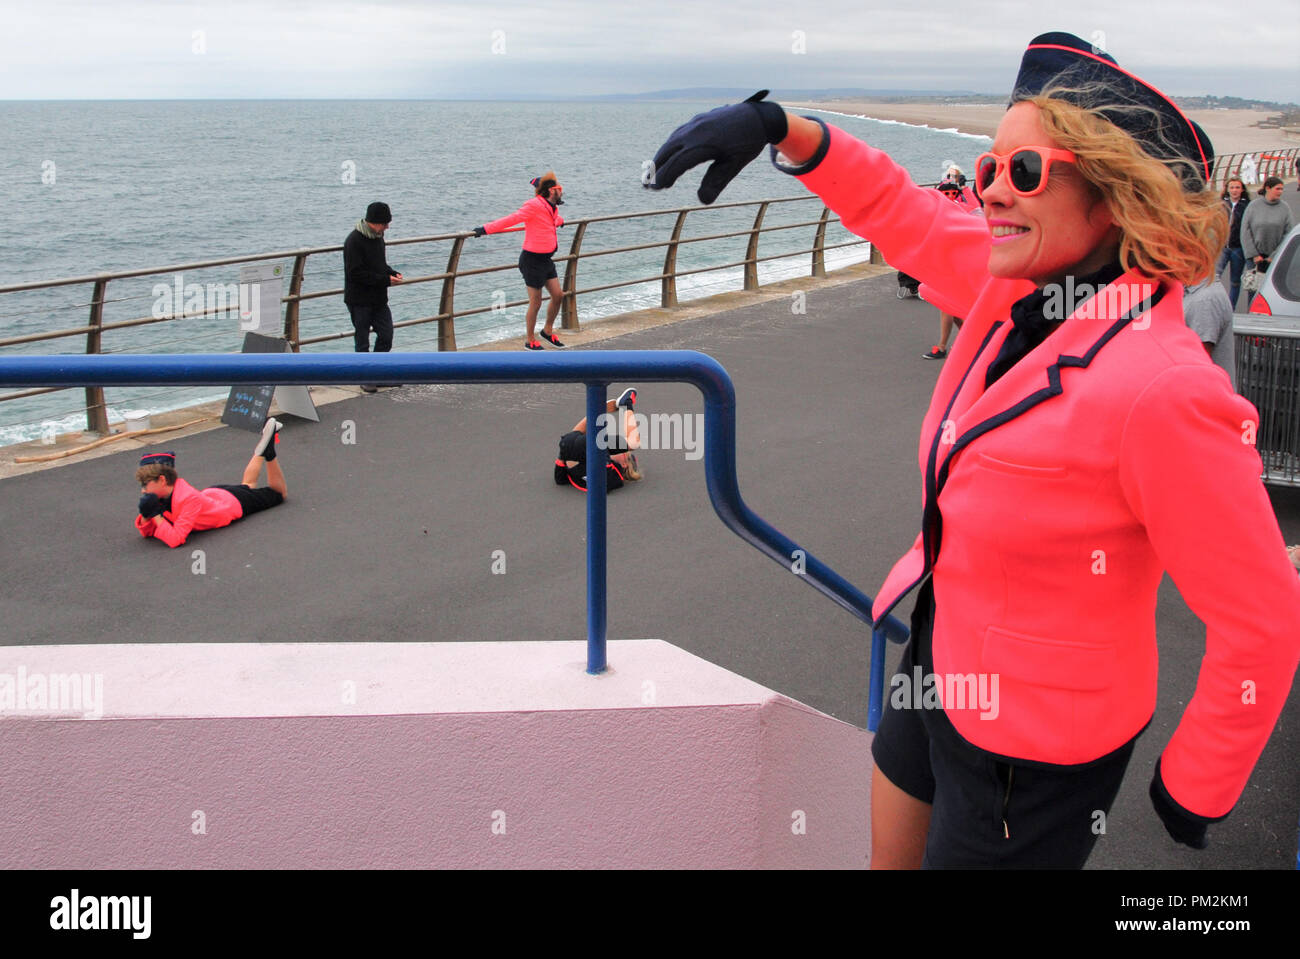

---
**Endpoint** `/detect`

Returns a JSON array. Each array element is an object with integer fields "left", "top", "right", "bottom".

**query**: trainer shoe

[
  {"left": 540, "top": 330, "right": 566, "bottom": 348},
  {"left": 616, "top": 387, "right": 637, "bottom": 409},
  {"left": 524, "top": 340, "right": 544, "bottom": 351},
  {"left": 256, "top": 417, "right": 282, "bottom": 460},
  {"left": 922, "top": 346, "right": 947, "bottom": 360}
]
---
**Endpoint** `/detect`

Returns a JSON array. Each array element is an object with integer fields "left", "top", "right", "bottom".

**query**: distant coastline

[{"left": 788, "top": 99, "right": 1300, "bottom": 156}]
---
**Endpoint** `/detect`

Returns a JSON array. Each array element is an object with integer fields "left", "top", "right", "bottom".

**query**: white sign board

[{"left": 238, "top": 262, "right": 285, "bottom": 336}]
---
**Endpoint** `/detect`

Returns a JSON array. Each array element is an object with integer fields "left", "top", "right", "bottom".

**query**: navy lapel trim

[
  {"left": 870, "top": 282, "right": 1163, "bottom": 631},
  {"left": 925, "top": 282, "right": 1165, "bottom": 566},
  {"left": 921, "top": 320, "right": 1007, "bottom": 569}
]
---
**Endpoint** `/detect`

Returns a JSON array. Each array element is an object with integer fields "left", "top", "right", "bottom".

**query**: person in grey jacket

[
  {"left": 1183, "top": 278, "right": 1235, "bottom": 388},
  {"left": 1241, "top": 177, "right": 1294, "bottom": 272}
]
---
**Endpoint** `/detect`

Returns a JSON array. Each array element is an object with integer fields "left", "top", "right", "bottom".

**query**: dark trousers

[
  {"left": 348, "top": 303, "right": 393, "bottom": 353},
  {"left": 1217, "top": 246, "right": 1246, "bottom": 309}
]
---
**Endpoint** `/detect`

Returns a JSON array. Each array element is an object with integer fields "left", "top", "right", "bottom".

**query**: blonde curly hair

[{"left": 1029, "top": 89, "right": 1226, "bottom": 285}]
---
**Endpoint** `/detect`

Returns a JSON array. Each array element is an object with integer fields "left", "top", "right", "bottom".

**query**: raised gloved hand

[
  {"left": 644, "top": 90, "right": 788, "bottom": 205},
  {"left": 1149, "top": 759, "right": 1209, "bottom": 849},
  {"left": 472, "top": 226, "right": 486, "bottom": 237},
  {"left": 138, "top": 492, "right": 164, "bottom": 519}
]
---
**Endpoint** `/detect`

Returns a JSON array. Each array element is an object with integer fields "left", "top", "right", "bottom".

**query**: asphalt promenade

[{"left": 2, "top": 265, "right": 1297, "bottom": 870}]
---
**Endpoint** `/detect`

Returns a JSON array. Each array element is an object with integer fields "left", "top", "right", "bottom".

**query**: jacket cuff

[
  {"left": 1149, "top": 757, "right": 1224, "bottom": 850},
  {"left": 769, "top": 117, "right": 832, "bottom": 176}
]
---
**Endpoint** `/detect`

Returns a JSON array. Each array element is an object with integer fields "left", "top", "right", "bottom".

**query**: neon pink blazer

[
  {"left": 483, "top": 195, "right": 564, "bottom": 254},
  {"left": 134, "top": 478, "right": 242, "bottom": 548},
  {"left": 788, "top": 124, "right": 1300, "bottom": 819}
]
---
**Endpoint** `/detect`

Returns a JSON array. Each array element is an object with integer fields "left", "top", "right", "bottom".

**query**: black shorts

[
  {"left": 554, "top": 431, "right": 625, "bottom": 492},
  {"left": 212, "top": 484, "right": 284, "bottom": 518},
  {"left": 518, "top": 250, "right": 558, "bottom": 289},
  {"left": 871, "top": 581, "right": 1139, "bottom": 868}
]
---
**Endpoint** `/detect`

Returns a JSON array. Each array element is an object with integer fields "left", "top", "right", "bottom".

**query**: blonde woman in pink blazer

[{"left": 648, "top": 35, "right": 1300, "bottom": 868}]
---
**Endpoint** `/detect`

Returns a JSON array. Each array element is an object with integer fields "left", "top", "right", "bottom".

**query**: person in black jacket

[
  {"left": 343, "top": 201, "right": 403, "bottom": 393},
  {"left": 1216, "top": 177, "right": 1249, "bottom": 309}
]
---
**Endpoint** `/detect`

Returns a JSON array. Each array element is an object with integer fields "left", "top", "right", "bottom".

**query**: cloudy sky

[{"left": 3, "top": 0, "right": 1297, "bottom": 102}]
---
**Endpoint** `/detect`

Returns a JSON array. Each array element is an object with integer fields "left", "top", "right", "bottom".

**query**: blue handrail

[{"left": 0, "top": 350, "right": 909, "bottom": 728}]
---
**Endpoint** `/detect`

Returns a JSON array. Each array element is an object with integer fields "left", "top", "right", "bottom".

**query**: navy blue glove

[
  {"left": 645, "top": 90, "right": 789, "bottom": 205},
  {"left": 1149, "top": 758, "right": 1209, "bottom": 849},
  {"left": 472, "top": 226, "right": 486, "bottom": 237},
  {"left": 138, "top": 492, "right": 164, "bottom": 518}
]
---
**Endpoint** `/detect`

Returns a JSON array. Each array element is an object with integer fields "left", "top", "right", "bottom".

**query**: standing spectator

[
  {"left": 922, "top": 181, "right": 973, "bottom": 359},
  {"left": 1241, "top": 176, "right": 1295, "bottom": 281},
  {"left": 474, "top": 173, "right": 567, "bottom": 351},
  {"left": 1183, "top": 277, "right": 1236, "bottom": 389},
  {"left": 344, "top": 201, "right": 404, "bottom": 394},
  {"left": 1217, "top": 177, "right": 1250, "bottom": 309},
  {"left": 941, "top": 162, "right": 978, "bottom": 206}
]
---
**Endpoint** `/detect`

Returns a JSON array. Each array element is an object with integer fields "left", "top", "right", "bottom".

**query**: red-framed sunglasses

[{"left": 974, "top": 146, "right": 1078, "bottom": 198}]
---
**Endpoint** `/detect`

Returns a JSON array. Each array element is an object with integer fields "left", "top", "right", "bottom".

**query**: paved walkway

[{"left": 2, "top": 266, "right": 1297, "bottom": 869}]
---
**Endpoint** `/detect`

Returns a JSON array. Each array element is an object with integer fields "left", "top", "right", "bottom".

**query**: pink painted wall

[{"left": 0, "top": 641, "right": 872, "bottom": 868}]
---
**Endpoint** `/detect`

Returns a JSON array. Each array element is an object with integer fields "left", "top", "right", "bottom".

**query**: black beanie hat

[
  {"left": 365, "top": 201, "right": 392, "bottom": 224},
  {"left": 1010, "top": 32, "right": 1213, "bottom": 191}
]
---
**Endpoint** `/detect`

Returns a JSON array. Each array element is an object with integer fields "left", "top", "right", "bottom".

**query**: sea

[{"left": 0, "top": 99, "right": 990, "bottom": 445}]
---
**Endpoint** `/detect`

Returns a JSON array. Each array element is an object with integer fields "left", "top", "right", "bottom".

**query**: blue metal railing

[{"left": 0, "top": 350, "right": 909, "bottom": 728}]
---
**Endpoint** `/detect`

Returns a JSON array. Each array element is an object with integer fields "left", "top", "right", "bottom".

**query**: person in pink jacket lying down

[
  {"left": 134, "top": 418, "right": 287, "bottom": 548},
  {"left": 646, "top": 33, "right": 1300, "bottom": 868}
]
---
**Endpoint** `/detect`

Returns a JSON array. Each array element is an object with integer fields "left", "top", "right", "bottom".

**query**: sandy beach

[{"left": 787, "top": 100, "right": 1300, "bottom": 158}]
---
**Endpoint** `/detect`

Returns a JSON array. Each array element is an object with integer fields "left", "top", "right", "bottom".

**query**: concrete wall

[{"left": 0, "top": 640, "right": 872, "bottom": 868}]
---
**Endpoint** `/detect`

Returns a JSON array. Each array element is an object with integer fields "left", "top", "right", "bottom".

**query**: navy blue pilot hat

[
  {"left": 139, "top": 451, "right": 175, "bottom": 469},
  {"left": 1010, "top": 32, "right": 1213, "bottom": 191}
]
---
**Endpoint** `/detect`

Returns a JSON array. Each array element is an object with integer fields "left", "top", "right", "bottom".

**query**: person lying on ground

[{"left": 134, "top": 419, "right": 286, "bottom": 548}]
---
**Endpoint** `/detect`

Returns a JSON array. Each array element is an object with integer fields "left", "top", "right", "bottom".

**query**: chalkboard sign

[{"left": 220, "top": 333, "right": 288, "bottom": 433}]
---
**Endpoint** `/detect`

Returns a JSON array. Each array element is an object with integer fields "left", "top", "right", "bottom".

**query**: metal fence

[
  {"left": 0, "top": 194, "right": 870, "bottom": 438},
  {"left": 1210, "top": 148, "right": 1299, "bottom": 192},
  {"left": 2, "top": 145, "right": 1296, "bottom": 442},
  {"left": 1235, "top": 319, "right": 1300, "bottom": 487}
]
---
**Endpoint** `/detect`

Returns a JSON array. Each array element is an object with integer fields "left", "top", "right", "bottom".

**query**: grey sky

[{"left": 3, "top": 0, "right": 1297, "bottom": 101}]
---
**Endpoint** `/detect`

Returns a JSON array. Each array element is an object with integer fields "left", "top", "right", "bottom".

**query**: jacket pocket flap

[{"left": 982, "top": 626, "right": 1114, "bottom": 691}]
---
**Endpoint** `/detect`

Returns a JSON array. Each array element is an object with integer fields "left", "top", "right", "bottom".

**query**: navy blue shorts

[
  {"left": 519, "top": 250, "right": 558, "bottom": 289},
  {"left": 871, "top": 581, "right": 1139, "bottom": 868}
]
